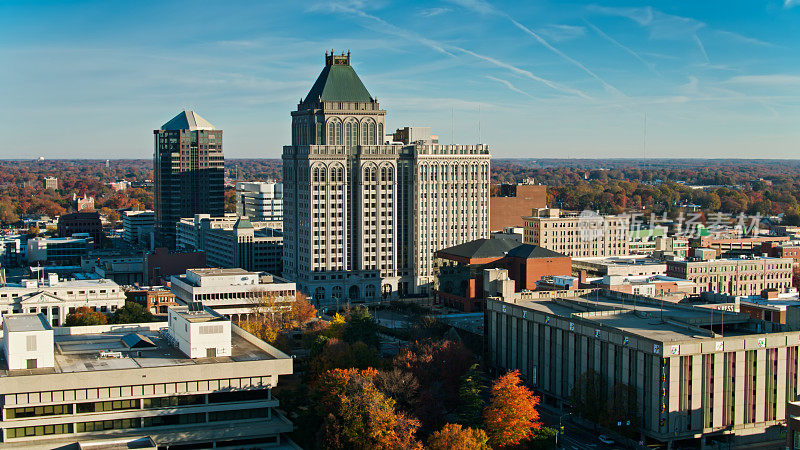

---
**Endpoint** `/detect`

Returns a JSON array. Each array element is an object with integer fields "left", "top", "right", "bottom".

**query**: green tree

[
  {"left": 570, "top": 370, "right": 607, "bottom": 427},
  {"left": 342, "top": 306, "right": 380, "bottom": 348},
  {"left": 110, "top": 302, "right": 155, "bottom": 324},
  {"left": 457, "top": 363, "right": 488, "bottom": 428}
]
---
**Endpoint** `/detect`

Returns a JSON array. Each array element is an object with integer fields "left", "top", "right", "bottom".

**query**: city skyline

[{"left": 2, "top": 1, "right": 799, "bottom": 159}]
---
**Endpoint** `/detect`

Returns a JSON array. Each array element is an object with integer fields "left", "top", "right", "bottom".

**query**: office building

[
  {"left": 27, "top": 237, "right": 90, "bottom": 265},
  {"left": 694, "top": 235, "right": 790, "bottom": 257},
  {"left": 487, "top": 289, "right": 800, "bottom": 448},
  {"left": 434, "top": 238, "right": 570, "bottom": 312},
  {"left": 572, "top": 256, "right": 668, "bottom": 278},
  {"left": 43, "top": 177, "right": 58, "bottom": 191},
  {"left": 177, "top": 214, "right": 283, "bottom": 275},
  {"left": 56, "top": 212, "right": 102, "bottom": 246},
  {"left": 282, "top": 51, "right": 490, "bottom": 304},
  {"left": 0, "top": 235, "right": 26, "bottom": 267},
  {"left": 666, "top": 254, "right": 793, "bottom": 296},
  {"left": 144, "top": 248, "right": 207, "bottom": 286},
  {"left": 80, "top": 255, "right": 145, "bottom": 285},
  {"left": 154, "top": 110, "right": 224, "bottom": 250},
  {"left": 523, "top": 208, "right": 630, "bottom": 258},
  {"left": 0, "top": 274, "right": 125, "bottom": 326},
  {"left": 170, "top": 268, "right": 297, "bottom": 321},
  {"left": 0, "top": 310, "right": 294, "bottom": 448},
  {"left": 236, "top": 181, "right": 284, "bottom": 222},
  {"left": 122, "top": 210, "right": 155, "bottom": 249},
  {"left": 490, "top": 181, "right": 547, "bottom": 231},
  {"left": 629, "top": 228, "right": 689, "bottom": 258}
]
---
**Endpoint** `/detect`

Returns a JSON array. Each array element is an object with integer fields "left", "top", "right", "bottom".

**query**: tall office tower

[
  {"left": 283, "top": 51, "right": 490, "bottom": 305},
  {"left": 154, "top": 111, "right": 224, "bottom": 249}
]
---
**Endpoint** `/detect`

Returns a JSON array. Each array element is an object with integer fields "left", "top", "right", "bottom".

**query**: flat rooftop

[
  {"left": 4, "top": 313, "right": 50, "bottom": 332},
  {"left": 188, "top": 267, "right": 252, "bottom": 276},
  {"left": 0, "top": 326, "right": 277, "bottom": 377},
  {"left": 1, "top": 278, "right": 120, "bottom": 289},
  {"left": 510, "top": 291, "right": 754, "bottom": 342},
  {"left": 573, "top": 256, "right": 666, "bottom": 266}
]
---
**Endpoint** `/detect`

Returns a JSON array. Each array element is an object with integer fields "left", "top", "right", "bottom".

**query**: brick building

[
  {"left": 433, "top": 238, "right": 570, "bottom": 312},
  {"left": 489, "top": 182, "right": 547, "bottom": 231}
]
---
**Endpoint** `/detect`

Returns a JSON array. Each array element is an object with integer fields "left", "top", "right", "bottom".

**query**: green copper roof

[
  {"left": 234, "top": 217, "right": 253, "bottom": 229},
  {"left": 304, "top": 64, "right": 373, "bottom": 103}
]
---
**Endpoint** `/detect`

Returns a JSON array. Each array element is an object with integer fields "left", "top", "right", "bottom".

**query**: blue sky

[{"left": 1, "top": 0, "right": 799, "bottom": 159}]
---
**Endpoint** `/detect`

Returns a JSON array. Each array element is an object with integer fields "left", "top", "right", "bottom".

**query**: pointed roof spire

[{"left": 161, "top": 110, "right": 216, "bottom": 131}]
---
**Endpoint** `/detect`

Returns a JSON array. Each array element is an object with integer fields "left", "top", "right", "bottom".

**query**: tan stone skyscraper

[{"left": 283, "top": 52, "right": 490, "bottom": 304}]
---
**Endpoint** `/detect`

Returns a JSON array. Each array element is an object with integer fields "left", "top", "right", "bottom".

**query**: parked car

[{"left": 598, "top": 435, "right": 614, "bottom": 445}]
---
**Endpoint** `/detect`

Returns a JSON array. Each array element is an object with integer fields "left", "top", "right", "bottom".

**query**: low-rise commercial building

[
  {"left": 81, "top": 255, "right": 145, "bottom": 285},
  {"left": 0, "top": 274, "right": 125, "bottom": 326},
  {"left": 0, "top": 309, "right": 294, "bottom": 448},
  {"left": 572, "top": 256, "right": 668, "bottom": 279},
  {"left": 27, "top": 237, "right": 90, "bottom": 266},
  {"left": 629, "top": 228, "right": 688, "bottom": 257},
  {"left": 666, "top": 255, "right": 793, "bottom": 296},
  {"left": 523, "top": 208, "right": 630, "bottom": 258},
  {"left": 694, "top": 235, "right": 790, "bottom": 257},
  {"left": 487, "top": 290, "right": 800, "bottom": 448},
  {"left": 177, "top": 214, "right": 283, "bottom": 275},
  {"left": 124, "top": 286, "right": 179, "bottom": 316},
  {"left": 170, "top": 268, "right": 297, "bottom": 321},
  {"left": 588, "top": 274, "right": 696, "bottom": 300}
]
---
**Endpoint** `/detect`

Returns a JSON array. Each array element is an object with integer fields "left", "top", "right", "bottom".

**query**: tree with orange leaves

[
  {"left": 311, "top": 368, "right": 423, "bottom": 450},
  {"left": 483, "top": 370, "right": 541, "bottom": 448},
  {"left": 427, "top": 423, "right": 490, "bottom": 450}
]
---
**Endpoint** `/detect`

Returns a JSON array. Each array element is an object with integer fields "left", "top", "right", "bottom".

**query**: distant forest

[{"left": 0, "top": 158, "right": 798, "bottom": 225}]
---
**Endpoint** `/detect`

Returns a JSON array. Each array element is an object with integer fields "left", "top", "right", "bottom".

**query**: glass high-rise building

[{"left": 154, "top": 111, "right": 224, "bottom": 249}]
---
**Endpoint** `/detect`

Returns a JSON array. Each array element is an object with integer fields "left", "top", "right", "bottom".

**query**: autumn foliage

[
  {"left": 65, "top": 306, "right": 108, "bottom": 326},
  {"left": 483, "top": 370, "right": 542, "bottom": 448},
  {"left": 427, "top": 423, "right": 490, "bottom": 450},
  {"left": 311, "top": 368, "right": 422, "bottom": 450}
]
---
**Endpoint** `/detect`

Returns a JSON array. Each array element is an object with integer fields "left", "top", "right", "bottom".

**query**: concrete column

[
  {"left": 755, "top": 349, "right": 766, "bottom": 423},
  {"left": 691, "top": 355, "right": 703, "bottom": 431},
  {"left": 778, "top": 347, "right": 788, "bottom": 421},
  {"left": 713, "top": 352, "right": 724, "bottom": 428},
  {"left": 735, "top": 351, "right": 746, "bottom": 426}
]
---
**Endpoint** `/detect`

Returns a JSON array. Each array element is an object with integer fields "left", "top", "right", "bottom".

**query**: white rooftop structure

[{"left": 160, "top": 110, "right": 215, "bottom": 131}]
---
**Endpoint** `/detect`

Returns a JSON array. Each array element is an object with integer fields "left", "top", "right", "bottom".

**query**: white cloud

[
  {"left": 725, "top": 74, "right": 800, "bottom": 86},
  {"left": 418, "top": 7, "right": 450, "bottom": 18},
  {"left": 452, "top": 46, "right": 592, "bottom": 99},
  {"left": 485, "top": 76, "right": 538, "bottom": 99},
  {"left": 785, "top": 0, "right": 800, "bottom": 8},
  {"left": 538, "top": 24, "right": 586, "bottom": 42}
]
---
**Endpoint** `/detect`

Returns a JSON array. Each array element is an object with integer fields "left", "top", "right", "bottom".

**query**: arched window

[
  {"left": 362, "top": 121, "right": 369, "bottom": 145},
  {"left": 332, "top": 286, "right": 343, "bottom": 301},
  {"left": 327, "top": 122, "right": 335, "bottom": 145},
  {"left": 369, "top": 121, "right": 376, "bottom": 145},
  {"left": 345, "top": 122, "right": 353, "bottom": 147},
  {"left": 335, "top": 121, "right": 342, "bottom": 145},
  {"left": 319, "top": 167, "right": 326, "bottom": 183},
  {"left": 381, "top": 167, "right": 387, "bottom": 182},
  {"left": 387, "top": 167, "right": 393, "bottom": 182},
  {"left": 313, "top": 168, "right": 319, "bottom": 183},
  {"left": 370, "top": 168, "right": 377, "bottom": 183},
  {"left": 378, "top": 123, "right": 383, "bottom": 142},
  {"left": 365, "top": 285, "right": 376, "bottom": 299},
  {"left": 363, "top": 168, "right": 370, "bottom": 182}
]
